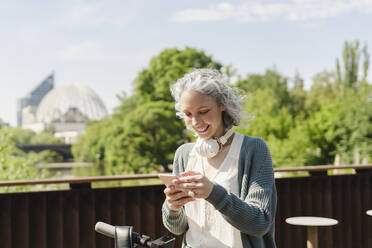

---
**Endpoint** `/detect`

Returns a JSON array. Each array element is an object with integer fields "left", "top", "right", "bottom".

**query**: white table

[
  {"left": 367, "top": 210, "right": 372, "bottom": 216},
  {"left": 286, "top": 216, "right": 338, "bottom": 248}
]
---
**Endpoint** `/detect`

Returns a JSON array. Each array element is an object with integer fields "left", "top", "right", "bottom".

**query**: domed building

[{"left": 20, "top": 77, "right": 108, "bottom": 143}]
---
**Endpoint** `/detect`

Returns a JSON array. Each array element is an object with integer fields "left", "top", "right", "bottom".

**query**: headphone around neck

[{"left": 194, "top": 128, "right": 234, "bottom": 158}]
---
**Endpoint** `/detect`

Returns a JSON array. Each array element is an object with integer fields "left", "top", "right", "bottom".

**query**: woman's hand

[
  {"left": 175, "top": 171, "right": 214, "bottom": 199},
  {"left": 164, "top": 184, "right": 195, "bottom": 211}
]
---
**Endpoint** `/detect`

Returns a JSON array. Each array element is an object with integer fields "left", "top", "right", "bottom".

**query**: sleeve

[
  {"left": 205, "top": 138, "right": 276, "bottom": 237},
  {"left": 161, "top": 145, "right": 189, "bottom": 235}
]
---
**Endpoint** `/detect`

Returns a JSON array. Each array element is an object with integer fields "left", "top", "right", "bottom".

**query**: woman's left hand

[{"left": 174, "top": 171, "right": 214, "bottom": 199}]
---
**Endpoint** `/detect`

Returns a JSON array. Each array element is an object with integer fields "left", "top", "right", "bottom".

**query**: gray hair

[{"left": 170, "top": 69, "right": 242, "bottom": 128}]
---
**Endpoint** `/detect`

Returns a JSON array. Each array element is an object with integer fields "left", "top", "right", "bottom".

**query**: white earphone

[{"left": 194, "top": 128, "right": 234, "bottom": 158}]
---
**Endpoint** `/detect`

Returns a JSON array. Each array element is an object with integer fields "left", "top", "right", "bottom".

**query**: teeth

[{"left": 196, "top": 126, "right": 208, "bottom": 132}]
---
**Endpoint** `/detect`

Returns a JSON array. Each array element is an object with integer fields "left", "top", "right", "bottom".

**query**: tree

[
  {"left": 336, "top": 40, "right": 370, "bottom": 91},
  {"left": 305, "top": 70, "right": 338, "bottom": 113},
  {"left": 289, "top": 71, "right": 307, "bottom": 117},
  {"left": 72, "top": 47, "right": 222, "bottom": 175},
  {"left": 72, "top": 118, "right": 114, "bottom": 175},
  {"left": 0, "top": 126, "right": 52, "bottom": 191},
  {"left": 236, "top": 69, "right": 291, "bottom": 110},
  {"left": 4, "top": 126, "right": 63, "bottom": 145},
  {"left": 333, "top": 86, "right": 372, "bottom": 163},
  {"left": 106, "top": 101, "right": 185, "bottom": 173},
  {"left": 135, "top": 47, "right": 222, "bottom": 102},
  {"left": 282, "top": 85, "right": 372, "bottom": 166},
  {"left": 235, "top": 69, "right": 300, "bottom": 167},
  {"left": 236, "top": 88, "right": 293, "bottom": 141}
]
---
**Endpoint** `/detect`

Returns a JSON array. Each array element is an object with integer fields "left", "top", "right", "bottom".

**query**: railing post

[{"left": 69, "top": 182, "right": 91, "bottom": 189}]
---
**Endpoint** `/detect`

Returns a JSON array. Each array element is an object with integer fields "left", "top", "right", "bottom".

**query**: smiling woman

[
  {"left": 180, "top": 90, "right": 226, "bottom": 140},
  {"left": 161, "top": 69, "right": 277, "bottom": 248}
]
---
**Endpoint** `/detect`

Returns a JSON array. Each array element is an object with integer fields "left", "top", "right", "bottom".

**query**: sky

[{"left": 1, "top": 0, "right": 372, "bottom": 126}]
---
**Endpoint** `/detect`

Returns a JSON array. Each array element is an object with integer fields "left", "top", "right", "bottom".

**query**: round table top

[
  {"left": 367, "top": 210, "right": 372, "bottom": 216},
  {"left": 286, "top": 216, "right": 338, "bottom": 226}
]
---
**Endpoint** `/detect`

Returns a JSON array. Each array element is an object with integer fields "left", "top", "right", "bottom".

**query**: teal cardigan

[{"left": 162, "top": 135, "right": 277, "bottom": 248}]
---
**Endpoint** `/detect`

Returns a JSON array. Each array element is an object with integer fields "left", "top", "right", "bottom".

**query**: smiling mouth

[{"left": 195, "top": 125, "right": 209, "bottom": 133}]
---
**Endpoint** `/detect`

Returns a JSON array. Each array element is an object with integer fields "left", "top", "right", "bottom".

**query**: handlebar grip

[{"left": 95, "top": 221, "right": 115, "bottom": 238}]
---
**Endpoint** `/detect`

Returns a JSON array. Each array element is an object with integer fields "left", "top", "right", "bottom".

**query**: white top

[
  {"left": 184, "top": 133, "right": 244, "bottom": 248},
  {"left": 286, "top": 216, "right": 338, "bottom": 226}
]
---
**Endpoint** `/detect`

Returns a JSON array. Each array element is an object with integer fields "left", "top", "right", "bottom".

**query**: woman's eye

[
  {"left": 200, "top": 110, "right": 209, "bottom": 115},
  {"left": 184, "top": 112, "right": 192, "bottom": 117}
]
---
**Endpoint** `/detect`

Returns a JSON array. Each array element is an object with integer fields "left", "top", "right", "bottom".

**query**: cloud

[{"left": 171, "top": 0, "right": 372, "bottom": 23}]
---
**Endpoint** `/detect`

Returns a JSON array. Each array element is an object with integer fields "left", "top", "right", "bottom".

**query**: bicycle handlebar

[
  {"left": 95, "top": 221, "right": 116, "bottom": 238},
  {"left": 95, "top": 221, "right": 176, "bottom": 248}
]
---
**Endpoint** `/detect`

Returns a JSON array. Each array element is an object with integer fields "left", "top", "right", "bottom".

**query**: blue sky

[{"left": 1, "top": 0, "right": 372, "bottom": 126}]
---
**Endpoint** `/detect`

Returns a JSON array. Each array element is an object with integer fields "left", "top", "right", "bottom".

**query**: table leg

[{"left": 306, "top": 226, "right": 318, "bottom": 248}]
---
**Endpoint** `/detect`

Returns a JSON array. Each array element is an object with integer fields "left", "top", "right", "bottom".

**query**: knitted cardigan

[{"left": 162, "top": 135, "right": 277, "bottom": 248}]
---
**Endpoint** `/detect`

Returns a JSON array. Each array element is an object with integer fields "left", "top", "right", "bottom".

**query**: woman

[{"left": 162, "top": 69, "right": 277, "bottom": 248}]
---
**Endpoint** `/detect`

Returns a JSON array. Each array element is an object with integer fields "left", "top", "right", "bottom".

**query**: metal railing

[
  {"left": 0, "top": 164, "right": 371, "bottom": 188},
  {"left": 0, "top": 165, "right": 371, "bottom": 248}
]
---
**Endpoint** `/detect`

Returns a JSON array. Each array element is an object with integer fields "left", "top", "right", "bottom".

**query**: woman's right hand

[{"left": 164, "top": 185, "right": 195, "bottom": 211}]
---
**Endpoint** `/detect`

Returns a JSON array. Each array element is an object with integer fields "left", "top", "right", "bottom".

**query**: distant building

[
  {"left": 18, "top": 74, "right": 108, "bottom": 143},
  {"left": 17, "top": 74, "right": 54, "bottom": 127}
]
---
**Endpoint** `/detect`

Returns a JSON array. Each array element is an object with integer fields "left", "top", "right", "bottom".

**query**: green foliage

[
  {"left": 73, "top": 47, "right": 220, "bottom": 175},
  {"left": 29, "top": 130, "right": 63, "bottom": 144},
  {"left": 72, "top": 118, "right": 114, "bottom": 175},
  {"left": 305, "top": 70, "right": 339, "bottom": 112},
  {"left": 336, "top": 40, "right": 370, "bottom": 90},
  {"left": 6, "top": 127, "right": 35, "bottom": 144},
  {"left": 297, "top": 101, "right": 342, "bottom": 165},
  {"left": 106, "top": 101, "right": 185, "bottom": 174},
  {"left": 135, "top": 47, "right": 222, "bottom": 102},
  {"left": 289, "top": 71, "right": 307, "bottom": 117},
  {"left": 72, "top": 119, "right": 111, "bottom": 162},
  {"left": 2, "top": 41, "right": 370, "bottom": 187},
  {"left": 73, "top": 102, "right": 186, "bottom": 175},
  {"left": 72, "top": 41, "right": 371, "bottom": 173},
  {"left": 236, "top": 69, "right": 291, "bottom": 109},
  {"left": 287, "top": 86, "right": 372, "bottom": 166},
  {"left": 0, "top": 127, "right": 53, "bottom": 192},
  {"left": 235, "top": 42, "right": 371, "bottom": 167},
  {"left": 236, "top": 68, "right": 307, "bottom": 120},
  {"left": 333, "top": 86, "right": 372, "bottom": 163},
  {"left": 3, "top": 126, "right": 63, "bottom": 145},
  {"left": 236, "top": 88, "right": 293, "bottom": 140},
  {"left": 235, "top": 75, "right": 297, "bottom": 167}
]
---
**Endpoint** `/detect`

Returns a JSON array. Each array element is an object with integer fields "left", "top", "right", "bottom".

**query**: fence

[{"left": 0, "top": 165, "right": 371, "bottom": 248}]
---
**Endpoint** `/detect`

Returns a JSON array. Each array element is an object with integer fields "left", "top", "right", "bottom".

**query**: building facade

[
  {"left": 17, "top": 74, "right": 54, "bottom": 127},
  {"left": 17, "top": 74, "right": 108, "bottom": 143}
]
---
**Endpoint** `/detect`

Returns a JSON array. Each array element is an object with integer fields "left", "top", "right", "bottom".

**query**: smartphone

[{"left": 158, "top": 173, "right": 179, "bottom": 186}]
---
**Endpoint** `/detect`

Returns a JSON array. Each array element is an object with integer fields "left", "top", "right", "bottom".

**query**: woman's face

[{"left": 180, "top": 90, "right": 225, "bottom": 140}]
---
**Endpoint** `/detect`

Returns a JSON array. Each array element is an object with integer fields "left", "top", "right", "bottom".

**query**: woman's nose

[{"left": 192, "top": 116, "right": 201, "bottom": 126}]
